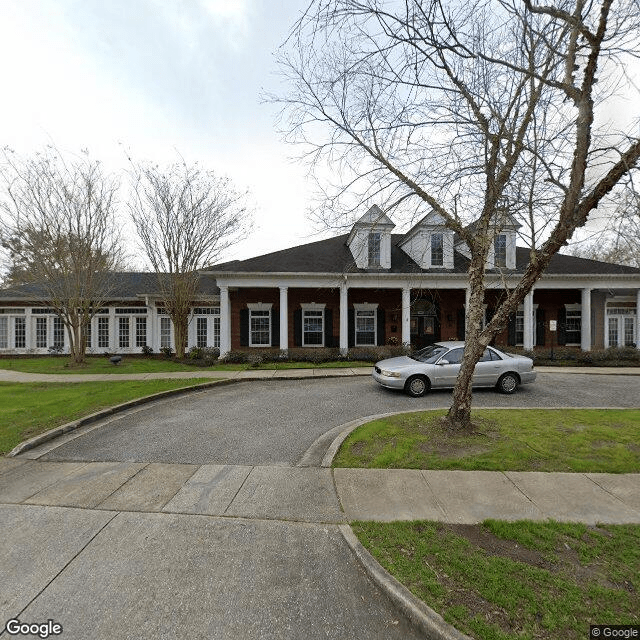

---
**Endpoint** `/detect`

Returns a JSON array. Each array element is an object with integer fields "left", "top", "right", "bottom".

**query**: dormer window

[
  {"left": 494, "top": 234, "right": 507, "bottom": 268},
  {"left": 368, "top": 232, "right": 381, "bottom": 267},
  {"left": 431, "top": 233, "right": 444, "bottom": 267}
]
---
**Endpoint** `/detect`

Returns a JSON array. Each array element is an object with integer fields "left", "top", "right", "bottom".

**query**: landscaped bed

[
  {"left": 333, "top": 409, "right": 640, "bottom": 473},
  {"left": 353, "top": 519, "right": 639, "bottom": 640},
  {"left": 0, "top": 379, "right": 213, "bottom": 454}
]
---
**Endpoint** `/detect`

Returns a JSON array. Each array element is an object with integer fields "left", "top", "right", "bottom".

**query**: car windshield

[{"left": 409, "top": 344, "right": 450, "bottom": 363}]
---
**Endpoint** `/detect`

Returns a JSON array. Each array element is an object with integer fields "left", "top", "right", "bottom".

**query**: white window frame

[
  {"left": 248, "top": 303, "right": 272, "bottom": 348},
  {"left": 564, "top": 303, "right": 582, "bottom": 346},
  {"left": 368, "top": 232, "right": 381, "bottom": 267},
  {"left": 605, "top": 299, "right": 637, "bottom": 348},
  {"left": 494, "top": 234, "right": 507, "bottom": 268},
  {"left": 160, "top": 316, "right": 172, "bottom": 349},
  {"left": 430, "top": 233, "right": 444, "bottom": 267},
  {"left": 354, "top": 303, "right": 378, "bottom": 347},
  {"left": 301, "top": 303, "right": 325, "bottom": 347}
]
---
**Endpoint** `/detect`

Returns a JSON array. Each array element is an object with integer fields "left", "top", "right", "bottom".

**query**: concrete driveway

[{"left": 28, "top": 372, "right": 640, "bottom": 466}]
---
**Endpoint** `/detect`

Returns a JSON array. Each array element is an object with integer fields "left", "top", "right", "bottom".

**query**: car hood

[{"left": 376, "top": 356, "right": 417, "bottom": 369}]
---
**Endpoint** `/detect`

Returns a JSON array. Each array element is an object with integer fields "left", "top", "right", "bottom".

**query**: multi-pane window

[
  {"left": 515, "top": 309, "right": 524, "bottom": 345},
  {"left": 250, "top": 310, "right": 271, "bottom": 347},
  {"left": 135, "top": 317, "right": 147, "bottom": 347},
  {"left": 303, "top": 310, "right": 324, "bottom": 346},
  {"left": 160, "top": 317, "right": 172, "bottom": 349},
  {"left": 119, "top": 317, "right": 130, "bottom": 348},
  {"left": 608, "top": 317, "right": 618, "bottom": 348},
  {"left": 98, "top": 317, "right": 109, "bottom": 348},
  {"left": 431, "top": 233, "right": 444, "bottom": 267},
  {"left": 494, "top": 234, "right": 507, "bottom": 268},
  {"left": 565, "top": 308, "right": 582, "bottom": 345},
  {"left": 212, "top": 316, "right": 220, "bottom": 348},
  {"left": 53, "top": 317, "right": 64, "bottom": 349},
  {"left": 355, "top": 309, "right": 376, "bottom": 346},
  {"left": 36, "top": 317, "right": 47, "bottom": 348},
  {"left": 0, "top": 317, "right": 7, "bottom": 348},
  {"left": 84, "top": 321, "right": 92, "bottom": 349},
  {"left": 196, "top": 317, "right": 207, "bottom": 348},
  {"left": 368, "top": 233, "right": 381, "bottom": 267},
  {"left": 624, "top": 317, "right": 635, "bottom": 346},
  {"left": 14, "top": 317, "right": 26, "bottom": 348}
]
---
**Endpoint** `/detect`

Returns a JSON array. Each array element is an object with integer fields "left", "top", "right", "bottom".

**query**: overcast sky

[
  {"left": 0, "top": 0, "right": 323, "bottom": 265},
  {"left": 0, "top": 1, "right": 638, "bottom": 267}
]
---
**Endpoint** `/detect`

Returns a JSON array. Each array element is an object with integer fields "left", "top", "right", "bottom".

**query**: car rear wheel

[
  {"left": 405, "top": 375, "right": 430, "bottom": 397},
  {"left": 496, "top": 372, "right": 519, "bottom": 394}
]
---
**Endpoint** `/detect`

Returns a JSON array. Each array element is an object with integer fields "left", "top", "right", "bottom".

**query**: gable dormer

[
  {"left": 398, "top": 210, "right": 454, "bottom": 269},
  {"left": 347, "top": 205, "right": 395, "bottom": 269},
  {"left": 486, "top": 211, "right": 520, "bottom": 270},
  {"left": 453, "top": 211, "right": 521, "bottom": 269}
]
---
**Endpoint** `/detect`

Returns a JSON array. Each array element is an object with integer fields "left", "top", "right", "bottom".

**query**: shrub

[
  {"left": 160, "top": 346, "right": 173, "bottom": 358},
  {"left": 221, "top": 350, "right": 249, "bottom": 364},
  {"left": 188, "top": 346, "right": 203, "bottom": 360},
  {"left": 141, "top": 345, "right": 154, "bottom": 356}
]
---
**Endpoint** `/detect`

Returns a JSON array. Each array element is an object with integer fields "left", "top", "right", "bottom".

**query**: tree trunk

[{"left": 173, "top": 317, "right": 188, "bottom": 359}]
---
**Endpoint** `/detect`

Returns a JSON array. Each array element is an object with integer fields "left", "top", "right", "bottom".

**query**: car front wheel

[
  {"left": 405, "top": 375, "right": 430, "bottom": 397},
  {"left": 496, "top": 372, "right": 519, "bottom": 394}
]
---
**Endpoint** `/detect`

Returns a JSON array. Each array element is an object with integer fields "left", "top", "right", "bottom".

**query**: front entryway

[{"left": 410, "top": 299, "right": 440, "bottom": 349}]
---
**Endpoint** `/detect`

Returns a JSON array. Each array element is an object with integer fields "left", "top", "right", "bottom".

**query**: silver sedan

[{"left": 372, "top": 341, "right": 537, "bottom": 397}]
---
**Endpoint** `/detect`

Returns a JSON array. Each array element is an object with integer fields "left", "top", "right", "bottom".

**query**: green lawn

[
  {"left": 0, "top": 356, "right": 373, "bottom": 374},
  {"left": 0, "top": 379, "right": 212, "bottom": 454},
  {"left": 353, "top": 519, "right": 640, "bottom": 640},
  {"left": 333, "top": 409, "right": 640, "bottom": 473}
]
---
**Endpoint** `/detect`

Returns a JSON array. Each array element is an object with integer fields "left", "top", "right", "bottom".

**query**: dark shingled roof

[
  {"left": 0, "top": 272, "right": 220, "bottom": 301},
  {"left": 210, "top": 234, "right": 640, "bottom": 276}
]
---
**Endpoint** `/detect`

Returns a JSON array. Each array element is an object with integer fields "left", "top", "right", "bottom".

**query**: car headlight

[{"left": 381, "top": 369, "right": 401, "bottom": 378}]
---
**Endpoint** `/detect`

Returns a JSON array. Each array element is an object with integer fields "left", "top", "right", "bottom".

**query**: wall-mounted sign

[{"left": 549, "top": 320, "right": 557, "bottom": 332}]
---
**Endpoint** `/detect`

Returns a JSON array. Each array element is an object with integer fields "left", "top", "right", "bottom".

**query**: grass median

[
  {"left": 353, "top": 519, "right": 639, "bottom": 640},
  {"left": 333, "top": 408, "right": 640, "bottom": 473},
  {"left": 0, "top": 356, "right": 372, "bottom": 374},
  {"left": 0, "top": 379, "right": 213, "bottom": 454}
]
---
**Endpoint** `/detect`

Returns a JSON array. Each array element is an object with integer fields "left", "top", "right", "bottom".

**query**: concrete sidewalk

[{"left": 2, "top": 458, "right": 638, "bottom": 525}]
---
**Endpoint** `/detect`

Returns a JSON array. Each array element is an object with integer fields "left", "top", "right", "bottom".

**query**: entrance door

[
  {"left": 410, "top": 300, "right": 441, "bottom": 349},
  {"left": 607, "top": 313, "right": 637, "bottom": 347}
]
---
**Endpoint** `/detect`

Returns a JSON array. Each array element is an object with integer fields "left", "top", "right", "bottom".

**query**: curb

[
  {"left": 7, "top": 378, "right": 237, "bottom": 457},
  {"left": 339, "top": 524, "right": 472, "bottom": 640}
]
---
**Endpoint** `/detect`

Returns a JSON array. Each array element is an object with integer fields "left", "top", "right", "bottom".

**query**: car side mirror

[{"left": 438, "top": 359, "right": 449, "bottom": 365}]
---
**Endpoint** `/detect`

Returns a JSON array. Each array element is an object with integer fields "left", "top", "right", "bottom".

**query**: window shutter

[
  {"left": 557, "top": 307, "right": 567, "bottom": 346},
  {"left": 536, "top": 308, "right": 546, "bottom": 346},
  {"left": 324, "top": 308, "right": 333, "bottom": 347},
  {"left": 507, "top": 314, "right": 516, "bottom": 346},
  {"left": 272, "top": 310, "right": 279, "bottom": 347},
  {"left": 376, "top": 308, "right": 385, "bottom": 346},
  {"left": 240, "top": 309, "right": 249, "bottom": 347},
  {"left": 293, "top": 309, "right": 302, "bottom": 347},
  {"left": 348, "top": 309, "right": 355, "bottom": 348},
  {"left": 457, "top": 308, "right": 466, "bottom": 340}
]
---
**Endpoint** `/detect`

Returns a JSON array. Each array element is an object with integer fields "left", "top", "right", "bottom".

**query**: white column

[
  {"left": 279, "top": 286, "right": 288, "bottom": 352},
  {"left": 339, "top": 283, "right": 348, "bottom": 354},
  {"left": 401, "top": 287, "right": 411, "bottom": 346},
  {"left": 24, "top": 308, "right": 32, "bottom": 350},
  {"left": 637, "top": 289, "right": 640, "bottom": 350},
  {"left": 581, "top": 288, "right": 592, "bottom": 351},
  {"left": 219, "top": 286, "right": 231, "bottom": 356},
  {"left": 523, "top": 290, "right": 534, "bottom": 350}
]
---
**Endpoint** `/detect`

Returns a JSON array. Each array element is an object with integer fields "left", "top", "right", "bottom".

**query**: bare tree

[
  {"left": 0, "top": 147, "right": 125, "bottom": 364},
  {"left": 568, "top": 185, "right": 640, "bottom": 266},
  {"left": 277, "top": 0, "right": 640, "bottom": 428},
  {"left": 129, "top": 161, "right": 250, "bottom": 358}
]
